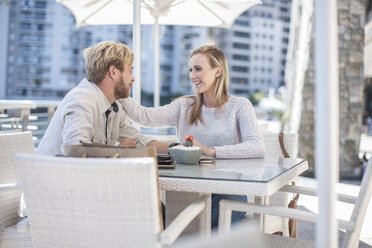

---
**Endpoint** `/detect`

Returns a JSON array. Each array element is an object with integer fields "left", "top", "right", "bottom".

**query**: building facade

[{"left": 0, "top": 0, "right": 291, "bottom": 103}]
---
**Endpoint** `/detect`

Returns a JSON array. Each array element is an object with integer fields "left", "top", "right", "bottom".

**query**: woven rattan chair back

[
  {"left": 263, "top": 133, "right": 298, "bottom": 160},
  {"left": 342, "top": 159, "right": 372, "bottom": 248},
  {"left": 261, "top": 133, "right": 298, "bottom": 236},
  {"left": 15, "top": 154, "right": 162, "bottom": 248},
  {"left": 0, "top": 131, "right": 34, "bottom": 248},
  {"left": 0, "top": 131, "right": 35, "bottom": 184}
]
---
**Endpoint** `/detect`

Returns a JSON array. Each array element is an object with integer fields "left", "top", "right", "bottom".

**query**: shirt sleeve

[
  {"left": 118, "top": 97, "right": 182, "bottom": 127},
  {"left": 60, "top": 96, "right": 96, "bottom": 155},
  {"left": 118, "top": 111, "right": 155, "bottom": 148},
  {"left": 214, "top": 99, "right": 265, "bottom": 159}
]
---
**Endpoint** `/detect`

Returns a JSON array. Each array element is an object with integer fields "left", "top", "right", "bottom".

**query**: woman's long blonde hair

[{"left": 187, "top": 45, "right": 229, "bottom": 125}]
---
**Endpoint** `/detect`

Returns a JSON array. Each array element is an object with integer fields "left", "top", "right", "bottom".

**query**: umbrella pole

[
  {"left": 315, "top": 0, "right": 339, "bottom": 247},
  {"left": 154, "top": 15, "right": 160, "bottom": 107},
  {"left": 133, "top": 0, "right": 141, "bottom": 104}
]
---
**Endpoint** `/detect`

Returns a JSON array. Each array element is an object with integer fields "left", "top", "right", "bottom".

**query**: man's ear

[{"left": 108, "top": 65, "right": 116, "bottom": 79}]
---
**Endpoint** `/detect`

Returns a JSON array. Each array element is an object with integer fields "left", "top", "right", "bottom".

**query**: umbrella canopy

[
  {"left": 57, "top": 0, "right": 262, "bottom": 106},
  {"left": 58, "top": 0, "right": 261, "bottom": 28}
]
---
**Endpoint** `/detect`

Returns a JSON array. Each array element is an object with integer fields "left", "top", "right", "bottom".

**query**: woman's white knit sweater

[{"left": 119, "top": 95, "right": 265, "bottom": 159}]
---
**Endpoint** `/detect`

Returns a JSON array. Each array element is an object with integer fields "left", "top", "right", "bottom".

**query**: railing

[
  {"left": 0, "top": 99, "right": 178, "bottom": 146},
  {"left": 2, "top": 99, "right": 370, "bottom": 157},
  {"left": 0, "top": 100, "right": 59, "bottom": 146}
]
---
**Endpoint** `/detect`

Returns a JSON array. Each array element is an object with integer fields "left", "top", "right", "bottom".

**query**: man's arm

[
  {"left": 146, "top": 140, "right": 170, "bottom": 154},
  {"left": 118, "top": 110, "right": 170, "bottom": 152}
]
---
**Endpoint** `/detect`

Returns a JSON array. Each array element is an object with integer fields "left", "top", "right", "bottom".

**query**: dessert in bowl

[
  {"left": 168, "top": 146, "right": 202, "bottom": 165},
  {"left": 168, "top": 135, "right": 202, "bottom": 165}
]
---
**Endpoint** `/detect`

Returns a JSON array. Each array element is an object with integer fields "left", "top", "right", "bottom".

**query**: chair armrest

[
  {"left": 279, "top": 185, "right": 356, "bottom": 204},
  {"left": 0, "top": 183, "right": 22, "bottom": 191},
  {"left": 160, "top": 195, "right": 209, "bottom": 245},
  {"left": 219, "top": 200, "right": 355, "bottom": 232},
  {"left": 220, "top": 200, "right": 317, "bottom": 224}
]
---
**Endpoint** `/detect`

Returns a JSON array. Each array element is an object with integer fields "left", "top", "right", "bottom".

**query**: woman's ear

[{"left": 215, "top": 67, "right": 222, "bottom": 77}]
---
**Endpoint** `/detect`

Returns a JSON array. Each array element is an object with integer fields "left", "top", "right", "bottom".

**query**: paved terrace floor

[{"left": 297, "top": 176, "right": 372, "bottom": 247}]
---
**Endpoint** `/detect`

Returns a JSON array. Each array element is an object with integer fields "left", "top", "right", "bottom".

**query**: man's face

[{"left": 114, "top": 64, "right": 134, "bottom": 99}]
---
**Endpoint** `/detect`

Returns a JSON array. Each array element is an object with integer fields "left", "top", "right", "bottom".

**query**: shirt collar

[
  {"left": 81, "top": 78, "right": 119, "bottom": 115},
  {"left": 106, "top": 102, "right": 119, "bottom": 116}
]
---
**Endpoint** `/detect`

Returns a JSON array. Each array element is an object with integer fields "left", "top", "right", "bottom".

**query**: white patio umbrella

[
  {"left": 57, "top": 0, "right": 262, "bottom": 106},
  {"left": 315, "top": 1, "right": 339, "bottom": 247}
]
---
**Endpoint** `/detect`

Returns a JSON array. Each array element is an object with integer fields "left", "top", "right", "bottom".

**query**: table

[
  {"left": 158, "top": 157, "right": 308, "bottom": 237},
  {"left": 0, "top": 100, "right": 37, "bottom": 131}
]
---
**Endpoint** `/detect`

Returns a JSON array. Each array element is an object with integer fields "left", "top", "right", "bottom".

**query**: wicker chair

[
  {"left": 0, "top": 132, "right": 34, "bottom": 248},
  {"left": 218, "top": 133, "right": 299, "bottom": 236},
  {"left": 261, "top": 133, "right": 299, "bottom": 236},
  {"left": 219, "top": 159, "right": 372, "bottom": 248},
  {"left": 171, "top": 222, "right": 262, "bottom": 248},
  {"left": 15, "top": 154, "right": 209, "bottom": 248}
]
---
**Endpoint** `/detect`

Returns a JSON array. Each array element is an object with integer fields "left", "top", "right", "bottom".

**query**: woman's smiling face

[{"left": 189, "top": 53, "right": 220, "bottom": 95}]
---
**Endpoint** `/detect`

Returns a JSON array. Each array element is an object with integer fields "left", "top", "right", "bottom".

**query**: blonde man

[{"left": 37, "top": 41, "right": 169, "bottom": 156}]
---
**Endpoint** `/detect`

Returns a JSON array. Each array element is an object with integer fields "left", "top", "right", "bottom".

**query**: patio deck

[{"left": 297, "top": 176, "right": 372, "bottom": 247}]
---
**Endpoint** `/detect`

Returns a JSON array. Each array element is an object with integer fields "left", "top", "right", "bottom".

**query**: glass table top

[{"left": 158, "top": 157, "right": 306, "bottom": 183}]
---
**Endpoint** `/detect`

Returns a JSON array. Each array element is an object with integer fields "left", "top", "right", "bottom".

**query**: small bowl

[{"left": 168, "top": 146, "right": 202, "bottom": 165}]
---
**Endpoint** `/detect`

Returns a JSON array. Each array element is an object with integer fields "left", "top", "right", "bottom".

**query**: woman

[{"left": 119, "top": 44, "right": 265, "bottom": 228}]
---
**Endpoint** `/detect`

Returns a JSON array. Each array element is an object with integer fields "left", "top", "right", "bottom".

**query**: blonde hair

[
  {"left": 188, "top": 45, "right": 229, "bottom": 125},
  {"left": 83, "top": 41, "right": 134, "bottom": 84}
]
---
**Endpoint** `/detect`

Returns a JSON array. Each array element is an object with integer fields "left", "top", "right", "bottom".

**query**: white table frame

[{"left": 158, "top": 158, "right": 308, "bottom": 238}]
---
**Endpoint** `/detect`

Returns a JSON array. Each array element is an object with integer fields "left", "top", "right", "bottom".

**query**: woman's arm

[
  {"left": 118, "top": 97, "right": 182, "bottom": 127},
  {"left": 214, "top": 100, "right": 265, "bottom": 159}
]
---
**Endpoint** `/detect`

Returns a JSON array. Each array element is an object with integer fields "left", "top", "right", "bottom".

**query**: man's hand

[{"left": 119, "top": 138, "right": 136, "bottom": 148}]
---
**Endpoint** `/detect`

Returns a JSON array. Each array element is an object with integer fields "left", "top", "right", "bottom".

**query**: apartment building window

[
  {"left": 281, "top": 16, "right": 290, "bottom": 22},
  {"left": 281, "top": 49, "right": 287, "bottom": 55},
  {"left": 235, "top": 20, "right": 250, "bottom": 26},
  {"left": 20, "top": 23, "right": 31, "bottom": 30},
  {"left": 35, "top": 1, "right": 47, "bottom": 9},
  {"left": 231, "top": 77, "right": 248, "bottom": 84},
  {"left": 232, "top": 43, "right": 250, "bottom": 50},
  {"left": 162, "top": 44, "right": 173, "bottom": 50},
  {"left": 34, "top": 13, "right": 46, "bottom": 20},
  {"left": 20, "top": 45, "right": 31, "bottom": 52},
  {"left": 20, "top": 12, "right": 31, "bottom": 20},
  {"left": 161, "top": 65, "right": 172, "bottom": 71},
  {"left": 19, "top": 56, "right": 30, "bottom": 64},
  {"left": 234, "top": 31, "right": 251, "bottom": 38},
  {"left": 280, "top": 7, "right": 289, "bottom": 12},
  {"left": 33, "top": 23, "right": 45, "bottom": 31},
  {"left": 232, "top": 54, "right": 250, "bottom": 61},
  {"left": 232, "top": 66, "right": 249, "bottom": 73},
  {"left": 234, "top": 89, "right": 249, "bottom": 95},
  {"left": 19, "top": 34, "right": 31, "bottom": 41}
]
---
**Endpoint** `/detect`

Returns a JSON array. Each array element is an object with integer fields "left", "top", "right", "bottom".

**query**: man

[{"left": 37, "top": 41, "right": 169, "bottom": 156}]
